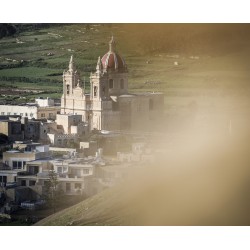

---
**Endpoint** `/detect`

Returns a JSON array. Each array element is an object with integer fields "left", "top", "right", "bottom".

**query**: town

[
  {"left": 0, "top": 36, "right": 165, "bottom": 224},
  {"left": 1, "top": 24, "right": 250, "bottom": 226}
]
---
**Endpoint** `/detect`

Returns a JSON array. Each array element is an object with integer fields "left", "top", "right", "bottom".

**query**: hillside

[
  {"left": 36, "top": 132, "right": 250, "bottom": 226},
  {"left": 1, "top": 24, "right": 250, "bottom": 107},
  {"left": 35, "top": 185, "right": 130, "bottom": 226}
]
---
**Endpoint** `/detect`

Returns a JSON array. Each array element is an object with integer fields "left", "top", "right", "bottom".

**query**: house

[
  {"left": 0, "top": 116, "right": 41, "bottom": 142},
  {"left": 51, "top": 158, "right": 95, "bottom": 195},
  {"left": 0, "top": 116, "right": 23, "bottom": 141},
  {"left": 0, "top": 142, "right": 51, "bottom": 187}
]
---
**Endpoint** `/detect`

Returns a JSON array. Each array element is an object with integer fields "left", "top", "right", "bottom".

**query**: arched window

[
  {"left": 66, "top": 84, "right": 70, "bottom": 95},
  {"left": 109, "top": 79, "right": 114, "bottom": 89},
  {"left": 94, "top": 86, "right": 98, "bottom": 97},
  {"left": 120, "top": 79, "right": 124, "bottom": 89}
]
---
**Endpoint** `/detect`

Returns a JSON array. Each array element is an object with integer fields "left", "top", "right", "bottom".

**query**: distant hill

[
  {"left": 1, "top": 23, "right": 250, "bottom": 106},
  {"left": 2, "top": 23, "right": 250, "bottom": 55}
]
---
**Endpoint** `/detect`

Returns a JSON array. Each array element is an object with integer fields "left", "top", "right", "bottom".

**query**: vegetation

[
  {"left": 43, "top": 170, "right": 63, "bottom": 214},
  {"left": 1, "top": 24, "right": 250, "bottom": 105}
]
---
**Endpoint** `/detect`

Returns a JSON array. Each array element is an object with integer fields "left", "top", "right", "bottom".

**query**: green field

[{"left": 0, "top": 24, "right": 250, "bottom": 108}]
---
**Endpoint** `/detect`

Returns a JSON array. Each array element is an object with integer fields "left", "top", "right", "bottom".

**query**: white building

[
  {"left": 0, "top": 98, "right": 60, "bottom": 120},
  {"left": 35, "top": 97, "right": 55, "bottom": 107},
  {"left": 0, "top": 142, "right": 51, "bottom": 189}
]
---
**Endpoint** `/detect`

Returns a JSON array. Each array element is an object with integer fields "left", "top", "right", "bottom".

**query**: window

[
  {"left": 1, "top": 112, "right": 4, "bottom": 115},
  {"left": 7, "top": 112, "right": 10, "bottom": 115},
  {"left": 28, "top": 124, "right": 34, "bottom": 132},
  {"left": 120, "top": 79, "right": 124, "bottom": 89},
  {"left": 21, "top": 180, "right": 26, "bottom": 186},
  {"left": 0, "top": 176, "right": 7, "bottom": 186},
  {"left": 13, "top": 161, "right": 22, "bottom": 169},
  {"left": 41, "top": 113, "right": 45, "bottom": 118},
  {"left": 67, "top": 84, "right": 70, "bottom": 94},
  {"left": 12, "top": 161, "right": 17, "bottom": 169},
  {"left": 49, "top": 113, "right": 53, "bottom": 118},
  {"left": 28, "top": 165, "right": 39, "bottom": 175},
  {"left": 25, "top": 113, "right": 28, "bottom": 116},
  {"left": 14, "top": 113, "right": 17, "bottom": 115},
  {"left": 94, "top": 86, "right": 98, "bottom": 97},
  {"left": 20, "top": 113, "right": 23, "bottom": 116},
  {"left": 109, "top": 79, "right": 114, "bottom": 89},
  {"left": 18, "top": 161, "right": 22, "bottom": 169}
]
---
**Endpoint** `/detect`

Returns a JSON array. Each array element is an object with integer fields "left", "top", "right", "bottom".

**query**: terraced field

[{"left": 1, "top": 24, "right": 250, "bottom": 109}]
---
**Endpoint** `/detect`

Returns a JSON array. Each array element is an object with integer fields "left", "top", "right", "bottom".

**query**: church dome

[
  {"left": 101, "top": 36, "right": 127, "bottom": 71},
  {"left": 101, "top": 52, "right": 126, "bottom": 70}
]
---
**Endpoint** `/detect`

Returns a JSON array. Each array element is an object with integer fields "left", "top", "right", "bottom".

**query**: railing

[
  {"left": 17, "top": 171, "right": 35, "bottom": 176},
  {"left": 0, "top": 164, "right": 11, "bottom": 170}
]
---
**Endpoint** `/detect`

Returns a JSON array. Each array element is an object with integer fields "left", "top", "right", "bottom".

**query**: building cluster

[{"left": 0, "top": 37, "right": 164, "bottom": 214}]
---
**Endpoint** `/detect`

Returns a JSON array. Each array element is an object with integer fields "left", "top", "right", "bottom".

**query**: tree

[{"left": 43, "top": 170, "right": 63, "bottom": 213}]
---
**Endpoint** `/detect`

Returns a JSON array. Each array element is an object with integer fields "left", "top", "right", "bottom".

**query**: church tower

[
  {"left": 90, "top": 56, "right": 109, "bottom": 130},
  {"left": 63, "top": 55, "right": 80, "bottom": 97},
  {"left": 89, "top": 36, "right": 126, "bottom": 130},
  {"left": 61, "top": 55, "right": 90, "bottom": 121}
]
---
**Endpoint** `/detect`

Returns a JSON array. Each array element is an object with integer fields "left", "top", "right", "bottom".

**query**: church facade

[{"left": 61, "top": 37, "right": 164, "bottom": 132}]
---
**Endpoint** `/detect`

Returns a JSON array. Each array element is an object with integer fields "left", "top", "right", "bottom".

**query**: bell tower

[
  {"left": 61, "top": 55, "right": 83, "bottom": 115},
  {"left": 90, "top": 56, "right": 111, "bottom": 130},
  {"left": 63, "top": 55, "right": 80, "bottom": 97},
  {"left": 90, "top": 56, "right": 107, "bottom": 101}
]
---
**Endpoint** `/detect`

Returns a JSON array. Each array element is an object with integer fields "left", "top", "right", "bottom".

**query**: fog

[{"left": 114, "top": 95, "right": 250, "bottom": 225}]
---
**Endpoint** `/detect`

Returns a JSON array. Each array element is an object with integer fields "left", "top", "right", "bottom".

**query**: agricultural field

[{"left": 0, "top": 24, "right": 250, "bottom": 111}]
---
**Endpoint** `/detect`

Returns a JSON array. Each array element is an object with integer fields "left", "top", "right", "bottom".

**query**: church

[{"left": 61, "top": 37, "right": 164, "bottom": 132}]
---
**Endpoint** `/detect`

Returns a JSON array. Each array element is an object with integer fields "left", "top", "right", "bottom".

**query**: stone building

[
  {"left": 0, "top": 118, "right": 23, "bottom": 141},
  {"left": 0, "top": 116, "right": 41, "bottom": 142},
  {"left": 61, "top": 37, "right": 164, "bottom": 131}
]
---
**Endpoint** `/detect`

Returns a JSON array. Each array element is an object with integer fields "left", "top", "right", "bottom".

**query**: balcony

[
  {"left": 17, "top": 171, "right": 35, "bottom": 176},
  {"left": 0, "top": 164, "right": 11, "bottom": 171}
]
